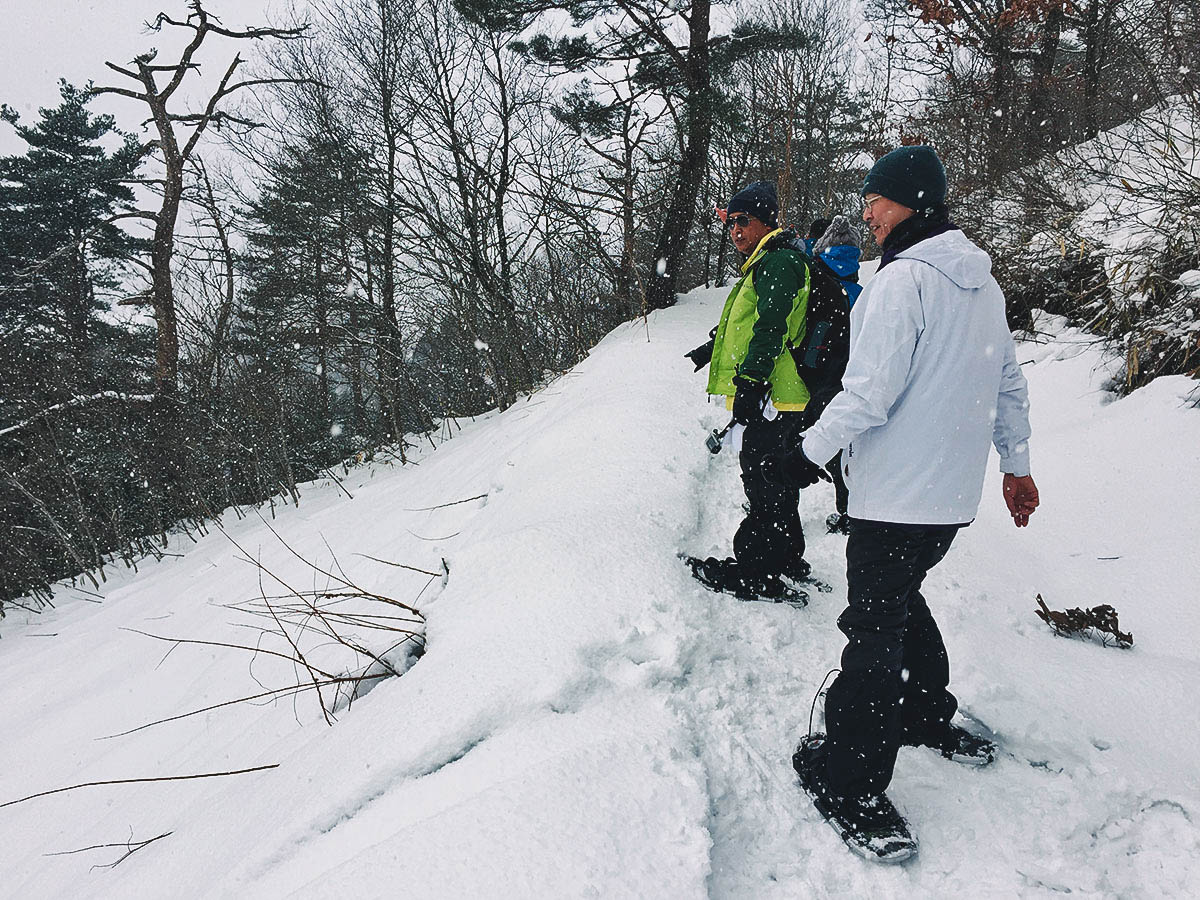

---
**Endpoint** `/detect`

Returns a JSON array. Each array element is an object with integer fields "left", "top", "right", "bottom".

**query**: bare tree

[{"left": 93, "top": 0, "right": 308, "bottom": 398}]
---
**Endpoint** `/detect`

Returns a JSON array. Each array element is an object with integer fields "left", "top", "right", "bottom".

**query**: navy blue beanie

[
  {"left": 861, "top": 146, "right": 946, "bottom": 212},
  {"left": 727, "top": 181, "right": 778, "bottom": 227}
]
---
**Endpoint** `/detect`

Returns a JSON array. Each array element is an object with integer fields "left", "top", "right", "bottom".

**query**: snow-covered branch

[{"left": 0, "top": 393, "right": 155, "bottom": 439}]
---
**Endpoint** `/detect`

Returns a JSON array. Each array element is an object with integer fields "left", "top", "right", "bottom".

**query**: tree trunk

[
  {"left": 1081, "top": 0, "right": 1114, "bottom": 139},
  {"left": 1027, "top": 4, "right": 1064, "bottom": 149},
  {"left": 151, "top": 154, "right": 183, "bottom": 398},
  {"left": 645, "top": 0, "right": 713, "bottom": 311},
  {"left": 315, "top": 246, "right": 331, "bottom": 430}
]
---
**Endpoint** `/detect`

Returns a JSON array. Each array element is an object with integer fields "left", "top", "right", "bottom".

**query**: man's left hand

[
  {"left": 1003, "top": 473, "right": 1040, "bottom": 527},
  {"left": 761, "top": 440, "right": 831, "bottom": 489}
]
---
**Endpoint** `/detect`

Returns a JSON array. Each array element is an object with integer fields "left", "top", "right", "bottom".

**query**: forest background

[{"left": 1, "top": 0, "right": 1197, "bottom": 612}]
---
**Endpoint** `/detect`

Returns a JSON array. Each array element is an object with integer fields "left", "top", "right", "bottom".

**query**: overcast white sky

[{"left": 0, "top": 0, "right": 285, "bottom": 153}]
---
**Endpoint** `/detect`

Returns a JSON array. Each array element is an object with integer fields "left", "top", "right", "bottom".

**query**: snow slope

[{"left": 2, "top": 276, "right": 1199, "bottom": 898}]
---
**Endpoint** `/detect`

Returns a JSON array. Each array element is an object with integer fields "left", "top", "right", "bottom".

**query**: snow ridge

[{"left": 1, "top": 291, "right": 1198, "bottom": 897}]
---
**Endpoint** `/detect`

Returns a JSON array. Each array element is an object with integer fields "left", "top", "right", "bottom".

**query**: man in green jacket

[{"left": 686, "top": 180, "right": 819, "bottom": 599}]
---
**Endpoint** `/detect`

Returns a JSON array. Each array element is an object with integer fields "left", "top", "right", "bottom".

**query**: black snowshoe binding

[
  {"left": 785, "top": 557, "right": 834, "bottom": 594},
  {"left": 825, "top": 512, "right": 851, "bottom": 535},
  {"left": 793, "top": 734, "right": 918, "bottom": 864},
  {"left": 683, "top": 555, "right": 808, "bottom": 607},
  {"left": 907, "top": 723, "right": 997, "bottom": 767}
]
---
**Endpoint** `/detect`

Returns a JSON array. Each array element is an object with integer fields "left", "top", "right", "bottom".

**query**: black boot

[
  {"left": 905, "top": 723, "right": 996, "bottom": 766},
  {"left": 784, "top": 557, "right": 812, "bottom": 580},
  {"left": 793, "top": 735, "right": 918, "bottom": 863},
  {"left": 685, "top": 556, "right": 806, "bottom": 604}
]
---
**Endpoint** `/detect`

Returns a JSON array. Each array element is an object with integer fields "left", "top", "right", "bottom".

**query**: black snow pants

[
  {"left": 733, "top": 411, "right": 807, "bottom": 579},
  {"left": 823, "top": 518, "right": 963, "bottom": 797}
]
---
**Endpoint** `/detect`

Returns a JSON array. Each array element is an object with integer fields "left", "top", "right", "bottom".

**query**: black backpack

[{"left": 790, "top": 251, "right": 851, "bottom": 419}]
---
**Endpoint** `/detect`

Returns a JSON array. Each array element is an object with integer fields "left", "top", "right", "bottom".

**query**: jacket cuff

[
  {"left": 799, "top": 428, "right": 838, "bottom": 467},
  {"left": 998, "top": 446, "right": 1031, "bottom": 477}
]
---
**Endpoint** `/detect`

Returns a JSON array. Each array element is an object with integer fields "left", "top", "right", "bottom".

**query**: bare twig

[
  {"left": 403, "top": 493, "right": 488, "bottom": 511},
  {"left": 98, "top": 675, "right": 387, "bottom": 739},
  {"left": 120, "top": 627, "right": 339, "bottom": 678},
  {"left": 1, "top": 765, "right": 279, "bottom": 810},
  {"left": 351, "top": 553, "right": 441, "bottom": 577},
  {"left": 47, "top": 829, "right": 174, "bottom": 869}
]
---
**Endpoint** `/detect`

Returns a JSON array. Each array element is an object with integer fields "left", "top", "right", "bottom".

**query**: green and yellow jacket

[{"left": 707, "top": 228, "right": 813, "bottom": 411}]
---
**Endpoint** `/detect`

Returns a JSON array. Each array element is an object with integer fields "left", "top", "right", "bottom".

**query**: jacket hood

[
  {"left": 896, "top": 228, "right": 993, "bottom": 289},
  {"left": 818, "top": 244, "right": 861, "bottom": 278}
]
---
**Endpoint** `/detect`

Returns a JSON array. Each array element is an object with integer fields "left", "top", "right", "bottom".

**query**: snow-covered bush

[{"left": 965, "top": 94, "right": 1200, "bottom": 398}]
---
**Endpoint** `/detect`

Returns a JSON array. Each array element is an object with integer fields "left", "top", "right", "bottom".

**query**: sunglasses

[{"left": 727, "top": 214, "right": 753, "bottom": 229}]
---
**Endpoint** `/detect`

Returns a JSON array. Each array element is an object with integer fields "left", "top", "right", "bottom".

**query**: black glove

[
  {"left": 731, "top": 375, "right": 769, "bottom": 426},
  {"left": 760, "top": 439, "right": 832, "bottom": 489},
  {"left": 684, "top": 338, "right": 715, "bottom": 371}
]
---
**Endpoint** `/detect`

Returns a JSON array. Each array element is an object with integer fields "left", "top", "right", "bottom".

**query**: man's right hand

[
  {"left": 684, "top": 339, "right": 715, "bottom": 371},
  {"left": 731, "top": 376, "right": 769, "bottom": 425},
  {"left": 1003, "top": 473, "right": 1040, "bottom": 527}
]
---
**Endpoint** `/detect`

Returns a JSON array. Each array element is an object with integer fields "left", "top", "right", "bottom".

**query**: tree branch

[
  {"left": 1, "top": 765, "right": 280, "bottom": 810},
  {"left": 91, "top": 84, "right": 146, "bottom": 103},
  {"left": 0, "top": 393, "right": 155, "bottom": 439}
]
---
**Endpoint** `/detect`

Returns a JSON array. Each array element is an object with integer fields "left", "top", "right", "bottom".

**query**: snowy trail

[
  {"left": 2, "top": 280, "right": 1198, "bottom": 898},
  {"left": 664, "top": 304, "right": 1200, "bottom": 897}
]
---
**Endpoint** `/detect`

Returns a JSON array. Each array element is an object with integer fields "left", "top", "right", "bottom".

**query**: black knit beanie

[
  {"left": 727, "top": 181, "right": 778, "bottom": 227},
  {"left": 861, "top": 146, "right": 946, "bottom": 212}
]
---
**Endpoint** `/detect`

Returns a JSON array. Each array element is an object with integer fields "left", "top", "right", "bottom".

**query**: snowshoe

[
  {"left": 907, "top": 723, "right": 996, "bottom": 767},
  {"left": 782, "top": 557, "right": 834, "bottom": 594},
  {"left": 682, "top": 555, "right": 808, "bottom": 608},
  {"left": 793, "top": 734, "right": 919, "bottom": 864},
  {"left": 826, "top": 512, "right": 851, "bottom": 535}
]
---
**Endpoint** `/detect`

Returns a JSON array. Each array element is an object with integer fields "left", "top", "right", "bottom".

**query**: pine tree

[
  {"left": 236, "top": 132, "right": 375, "bottom": 472},
  {"left": 455, "top": 0, "right": 806, "bottom": 310},
  {"left": 0, "top": 81, "right": 146, "bottom": 411}
]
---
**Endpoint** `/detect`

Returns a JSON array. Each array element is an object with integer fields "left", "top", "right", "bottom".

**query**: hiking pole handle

[{"left": 706, "top": 417, "right": 736, "bottom": 454}]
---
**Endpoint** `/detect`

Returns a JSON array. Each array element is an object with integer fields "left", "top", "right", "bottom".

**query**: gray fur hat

[{"left": 813, "top": 215, "right": 862, "bottom": 254}]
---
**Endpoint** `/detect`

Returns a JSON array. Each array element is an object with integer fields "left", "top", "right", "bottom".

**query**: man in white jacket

[{"left": 773, "top": 146, "right": 1041, "bottom": 862}]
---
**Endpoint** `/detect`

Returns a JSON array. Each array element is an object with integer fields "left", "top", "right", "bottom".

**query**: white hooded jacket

[{"left": 801, "top": 228, "right": 1032, "bottom": 525}]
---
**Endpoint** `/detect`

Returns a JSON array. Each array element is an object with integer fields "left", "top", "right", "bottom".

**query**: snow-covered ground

[{"left": 2, "top": 275, "right": 1199, "bottom": 897}]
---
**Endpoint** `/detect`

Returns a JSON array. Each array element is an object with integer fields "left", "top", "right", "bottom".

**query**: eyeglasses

[
  {"left": 727, "top": 214, "right": 753, "bottom": 229},
  {"left": 862, "top": 195, "right": 884, "bottom": 213}
]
